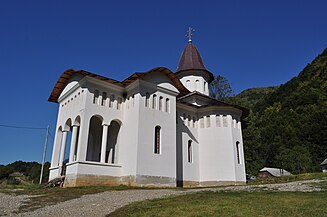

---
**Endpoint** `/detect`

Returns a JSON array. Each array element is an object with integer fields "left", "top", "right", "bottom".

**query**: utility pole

[{"left": 39, "top": 125, "right": 49, "bottom": 185}]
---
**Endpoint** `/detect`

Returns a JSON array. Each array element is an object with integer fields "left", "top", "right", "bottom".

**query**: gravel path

[
  {"left": 1, "top": 178, "right": 325, "bottom": 217},
  {"left": 0, "top": 193, "right": 31, "bottom": 217}
]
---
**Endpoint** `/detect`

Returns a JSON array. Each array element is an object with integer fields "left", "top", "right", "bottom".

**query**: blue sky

[{"left": 0, "top": 0, "right": 326, "bottom": 165}]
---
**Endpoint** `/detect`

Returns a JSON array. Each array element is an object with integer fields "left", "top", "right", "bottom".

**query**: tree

[{"left": 209, "top": 75, "right": 233, "bottom": 100}]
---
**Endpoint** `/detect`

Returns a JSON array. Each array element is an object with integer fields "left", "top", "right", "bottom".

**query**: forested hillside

[
  {"left": 0, "top": 161, "right": 50, "bottom": 184},
  {"left": 234, "top": 48, "right": 327, "bottom": 175},
  {"left": 231, "top": 86, "right": 278, "bottom": 110}
]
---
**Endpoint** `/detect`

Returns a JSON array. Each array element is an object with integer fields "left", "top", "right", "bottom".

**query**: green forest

[
  {"left": 231, "top": 48, "right": 327, "bottom": 175},
  {"left": 0, "top": 161, "right": 50, "bottom": 184}
]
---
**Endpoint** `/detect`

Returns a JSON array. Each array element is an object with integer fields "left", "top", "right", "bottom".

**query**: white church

[{"left": 48, "top": 33, "right": 248, "bottom": 187}]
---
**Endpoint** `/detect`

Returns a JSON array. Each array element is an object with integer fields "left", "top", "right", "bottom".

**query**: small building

[
  {"left": 258, "top": 167, "right": 292, "bottom": 178},
  {"left": 320, "top": 159, "right": 327, "bottom": 172}
]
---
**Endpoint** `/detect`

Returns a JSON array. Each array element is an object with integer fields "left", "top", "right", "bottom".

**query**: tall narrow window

[
  {"left": 131, "top": 94, "right": 134, "bottom": 107},
  {"left": 186, "top": 80, "right": 190, "bottom": 88},
  {"left": 153, "top": 94, "right": 157, "bottom": 109},
  {"left": 165, "top": 98, "right": 170, "bottom": 113},
  {"left": 117, "top": 97, "right": 122, "bottom": 110},
  {"left": 206, "top": 115, "right": 211, "bottom": 127},
  {"left": 236, "top": 141, "right": 241, "bottom": 164},
  {"left": 126, "top": 96, "right": 130, "bottom": 109},
  {"left": 188, "top": 140, "right": 193, "bottom": 163},
  {"left": 102, "top": 92, "right": 107, "bottom": 106},
  {"left": 188, "top": 115, "right": 191, "bottom": 127},
  {"left": 109, "top": 95, "right": 115, "bottom": 108},
  {"left": 93, "top": 90, "right": 99, "bottom": 104},
  {"left": 154, "top": 126, "right": 161, "bottom": 154},
  {"left": 216, "top": 115, "right": 221, "bottom": 127},
  {"left": 183, "top": 113, "right": 186, "bottom": 125},
  {"left": 159, "top": 96, "right": 163, "bottom": 111},
  {"left": 145, "top": 92, "right": 150, "bottom": 107},
  {"left": 195, "top": 80, "right": 199, "bottom": 90},
  {"left": 200, "top": 117, "right": 204, "bottom": 128},
  {"left": 223, "top": 116, "right": 228, "bottom": 127},
  {"left": 192, "top": 116, "right": 196, "bottom": 128}
]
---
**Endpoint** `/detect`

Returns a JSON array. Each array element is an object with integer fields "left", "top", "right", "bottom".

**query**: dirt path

[{"left": 1, "top": 178, "right": 325, "bottom": 217}]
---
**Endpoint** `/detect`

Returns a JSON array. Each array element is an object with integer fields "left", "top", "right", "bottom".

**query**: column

[
  {"left": 100, "top": 124, "right": 109, "bottom": 163},
  {"left": 58, "top": 131, "right": 68, "bottom": 167},
  {"left": 76, "top": 118, "right": 89, "bottom": 162},
  {"left": 69, "top": 125, "right": 79, "bottom": 163},
  {"left": 50, "top": 130, "right": 61, "bottom": 167}
]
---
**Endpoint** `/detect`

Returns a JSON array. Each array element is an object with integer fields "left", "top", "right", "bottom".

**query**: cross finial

[{"left": 186, "top": 27, "right": 195, "bottom": 43}]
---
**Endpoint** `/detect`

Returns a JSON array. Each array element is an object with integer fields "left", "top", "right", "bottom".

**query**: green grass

[{"left": 109, "top": 191, "right": 327, "bottom": 217}]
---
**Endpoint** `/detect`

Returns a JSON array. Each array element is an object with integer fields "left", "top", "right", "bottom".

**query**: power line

[
  {"left": 0, "top": 124, "right": 46, "bottom": 130},
  {"left": 48, "top": 132, "right": 55, "bottom": 140}
]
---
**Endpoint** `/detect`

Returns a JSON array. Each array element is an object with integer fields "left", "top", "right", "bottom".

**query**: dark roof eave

[
  {"left": 177, "top": 91, "right": 249, "bottom": 119},
  {"left": 49, "top": 67, "right": 190, "bottom": 103},
  {"left": 175, "top": 68, "right": 214, "bottom": 83}
]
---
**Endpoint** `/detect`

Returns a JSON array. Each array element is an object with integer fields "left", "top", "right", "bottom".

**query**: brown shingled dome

[{"left": 176, "top": 43, "right": 214, "bottom": 83}]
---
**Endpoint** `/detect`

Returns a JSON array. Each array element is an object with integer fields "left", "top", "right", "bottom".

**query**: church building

[{"left": 48, "top": 34, "right": 248, "bottom": 187}]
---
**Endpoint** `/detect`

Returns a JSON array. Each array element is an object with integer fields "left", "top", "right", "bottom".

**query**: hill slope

[
  {"left": 231, "top": 86, "right": 278, "bottom": 110},
  {"left": 240, "top": 48, "right": 327, "bottom": 174}
]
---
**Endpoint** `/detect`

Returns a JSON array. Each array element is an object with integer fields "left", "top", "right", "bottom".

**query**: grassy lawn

[
  {"left": 109, "top": 191, "right": 327, "bottom": 217},
  {"left": 0, "top": 184, "right": 133, "bottom": 213}
]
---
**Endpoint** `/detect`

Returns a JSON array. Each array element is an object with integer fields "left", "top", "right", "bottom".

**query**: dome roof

[{"left": 176, "top": 43, "right": 214, "bottom": 82}]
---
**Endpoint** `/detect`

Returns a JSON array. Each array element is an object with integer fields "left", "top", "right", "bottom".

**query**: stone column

[
  {"left": 100, "top": 124, "right": 109, "bottom": 163},
  {"left": 59, "top": 131, "right": 68, "bottom": 167},
  {"left": 69, "top": 125, "right": 79, "bottom": 163}
]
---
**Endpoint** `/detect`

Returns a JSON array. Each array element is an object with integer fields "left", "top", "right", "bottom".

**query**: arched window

[
  {"left": 159, "top": 96, "right": 163, "bottom": 111},
  {"left": 152, "top": 94, "right": 157, "bottom": 109},
  {"left": 117, "top": 97, "right": 122, "bottom": 110},
  {"left": 102, "top": 92, "right": 107, "bottom": 106},
  {"left": 188, "top": 140, "right": 193, "bottom": 163},
  {"left": 109, "top": 95, "right": 115, "bottom": 108},
  {"left": 200, "top": 117, "right": 204, "bottom": 128},
  {"left": 216, "top": 115, "right": 221, "bottom": 127},
  {"left": 131, "top": 94, "right": 134, "bottom": 107},
  {"left": 154, "top": 126, "right": 161, "bottom": 154},
  {"left": 188, "top": 115, "right": 191, "bottom": 127},
  {"left": 145, "top": 92, "right": 150, "bottom": 107},
  {"left": 93, "top": 90, "right": 99, "bottom": 104},
  {"left": 186, "top": 80, "right": 190, "bottom": 88},
  {"left": 165, "top": 98, "right": 170, "bottom": 113},
  {"left": 107, "top": 120, "right": 121, "bottom": 164},
  {"left": 192, "top": 116, "right": 196, "bottom": 128},
  {"left": 206, "top": 115, "right": 211, "bottom": 127},
  {"left": 223, "top": 116, "right": 228, "bottom": 127},
  {"left": 195, "top": 80, "right": 199, "bottom": 90},
  {"left": 236, "top": 141, "right": 241, "bottom": 164},
  {"left": 183, "top": 113, "right": 186, "bottom": 125}
]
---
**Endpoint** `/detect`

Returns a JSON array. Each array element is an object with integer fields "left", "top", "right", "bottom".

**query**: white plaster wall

[
  {"left": 179, "top": 75, "right": 209, "bottom": 95},
  {"left": 136, "top": 77, "right": 178, "bottom": 179},
  {"left": 117, "top": 90, "right": 140, "bottom": 177},
  {"left": 198, "top": 114, "right": 236, "bottom": 182},
  {"left": 176, "top": 108, "right": 200, "bottom": 182},
  {"left": 232, "top": 124, "right": 246, "bottom": 181},
  {"left": 50, "top": 78, "right": 87, "bottom": 168},
  {"left": 66, "top": 162, "right": 122, "bottom": 176}
]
